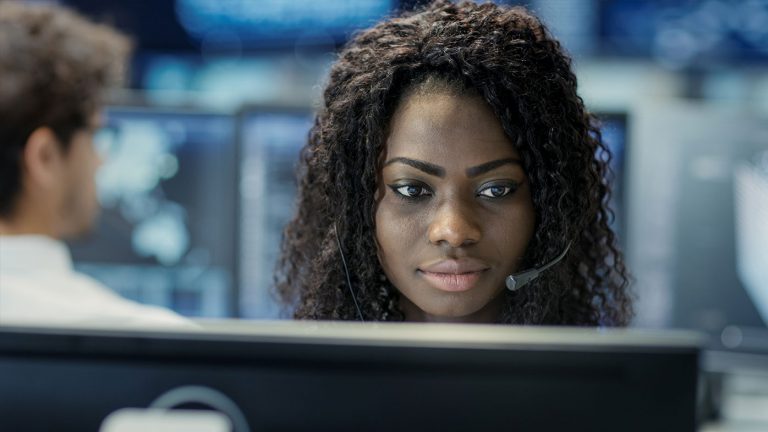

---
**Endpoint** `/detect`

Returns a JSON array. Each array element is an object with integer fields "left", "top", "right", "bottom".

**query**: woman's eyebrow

[
  {"left": 383, "top": 157, "right": 445, "bottom": 177},
  {"left": 383, "top": 156, "right": 522, "bottom": 178},
  {"left": 466, "top": 158, "right": 522, "bottom": 178}
]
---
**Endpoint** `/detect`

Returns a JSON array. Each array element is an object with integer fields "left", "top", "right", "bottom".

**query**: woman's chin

[{"left": 403, "top": 297, "right": 495, "bottom": 323}]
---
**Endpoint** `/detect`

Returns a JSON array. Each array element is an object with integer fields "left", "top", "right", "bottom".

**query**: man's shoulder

[{"left": 0, "top": 266, "right": 194, "bottom": 329}]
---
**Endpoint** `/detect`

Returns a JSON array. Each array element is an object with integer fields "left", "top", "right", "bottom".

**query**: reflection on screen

[{"left": 68, "top": 107, "right": 237, "bottom": 317}]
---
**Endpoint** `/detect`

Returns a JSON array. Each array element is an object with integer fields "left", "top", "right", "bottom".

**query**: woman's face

[{"left": 375, "top": 92, "right": 536, "bottom": 323}]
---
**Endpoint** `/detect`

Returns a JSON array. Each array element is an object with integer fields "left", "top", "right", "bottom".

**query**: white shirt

[{"left": 0, "top": 235, "right": 193, "bottom": 328}]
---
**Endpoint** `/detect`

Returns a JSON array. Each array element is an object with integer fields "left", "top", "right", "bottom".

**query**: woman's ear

[{"left": 23, "top": 126, "right": 65, "bottom": 189}]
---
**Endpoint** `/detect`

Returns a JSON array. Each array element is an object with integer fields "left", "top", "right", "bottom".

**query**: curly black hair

[{"left": 275, "top": 0, "right": 633, "bottom": 326}]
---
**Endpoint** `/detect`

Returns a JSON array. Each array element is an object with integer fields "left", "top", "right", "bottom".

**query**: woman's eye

[
  {"left": 478, "top": 184, "right": 515, "bottom": 198},
  {"left": 391, "top": 184, "right": 431, "bottom": 198}
]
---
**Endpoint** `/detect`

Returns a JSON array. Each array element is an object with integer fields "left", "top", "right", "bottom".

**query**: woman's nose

[{"left": 427, "top": 198, "right": 482, "bottom": 248}]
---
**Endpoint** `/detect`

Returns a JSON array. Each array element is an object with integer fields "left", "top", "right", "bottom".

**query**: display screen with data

[{"left": 68, "top": 107, "right": 238, "bottom": 317}]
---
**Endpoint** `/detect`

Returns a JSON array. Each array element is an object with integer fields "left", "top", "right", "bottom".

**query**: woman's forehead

[{"left": 384, "top": 92, "right": 521, "bottom": 166}]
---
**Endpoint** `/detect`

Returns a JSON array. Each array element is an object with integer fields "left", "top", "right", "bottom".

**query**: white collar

[{"left": 0, "top": 235, "right": 73, "bottom": 273}]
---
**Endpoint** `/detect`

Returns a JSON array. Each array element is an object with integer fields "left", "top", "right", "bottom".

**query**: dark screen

[{"left": 0, "top": 327, "right": 700, "bottom": 432}]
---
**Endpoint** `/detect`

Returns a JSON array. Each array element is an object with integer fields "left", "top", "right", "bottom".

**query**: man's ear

[{"left": 23, "top": 127, "right": 65, "bottom": 189}]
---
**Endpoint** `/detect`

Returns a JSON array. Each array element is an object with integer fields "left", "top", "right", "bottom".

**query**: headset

[
  {"left": 505, "top": 243, "right": 571, "bottom": 291},
  {"left": 334, "top": 223, "right": 571, "bottom": 323}
]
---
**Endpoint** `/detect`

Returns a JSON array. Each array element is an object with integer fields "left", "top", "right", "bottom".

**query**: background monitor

[
  {"left": 596, "top": 112, "right": 629, "bottom": 242},
  {"left": 598, "top": 0, "right": 768, "bottom": 66},
  {"left": 237, "top": 107, "right": 313, "bottom": 319},
  {"left": 61, "top": 0, "right": 396, "bottom": 52},
  {"left": 0, "top": 323, "right": 701, "bottom": 432},
  {"left": 68, "top": 107, "right": 238, "bottom": 318}
]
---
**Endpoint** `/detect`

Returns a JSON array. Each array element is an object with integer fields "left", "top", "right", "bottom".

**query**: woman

[{"left": 275, "top": 0, "right": 633, "bottom": 325}]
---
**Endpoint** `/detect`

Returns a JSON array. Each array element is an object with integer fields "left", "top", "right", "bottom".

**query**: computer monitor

[
  {"left": 237, "top": 107, "right": 314, "bottom": 319},
  {"left": 597, "top": 1, "right": 768, "bottom": 65},
  {"left": 0, "top": 322, "right": 701, "bottom": 431},
  {"left": 595, "top": 112, "right": 629, "bottom": 241},
  {"left": 67, "top": 106, "right": 238, "bottom": 318},
  {"left": 62, "top": 0, "right": 395, "bottom": 52}
]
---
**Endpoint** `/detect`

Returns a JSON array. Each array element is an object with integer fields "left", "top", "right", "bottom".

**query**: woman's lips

[
  {"left": 419, "top": 270, "right": 485, "bottom": 292},
  {"left": 418, "top": 258, "right": 490, "bottom": 292}
]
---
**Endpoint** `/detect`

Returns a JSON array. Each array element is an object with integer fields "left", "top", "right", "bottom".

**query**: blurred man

[{"left": 0, "top": 2, "right": 189, "bottom": 327}]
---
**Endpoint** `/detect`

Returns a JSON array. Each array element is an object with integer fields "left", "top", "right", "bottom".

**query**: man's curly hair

[
  {"left": 0, "top": 1, "right": 130, "bottom": 217},
  {"left": 276, "top": 0, "right": 633, "bottom": 326}
]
